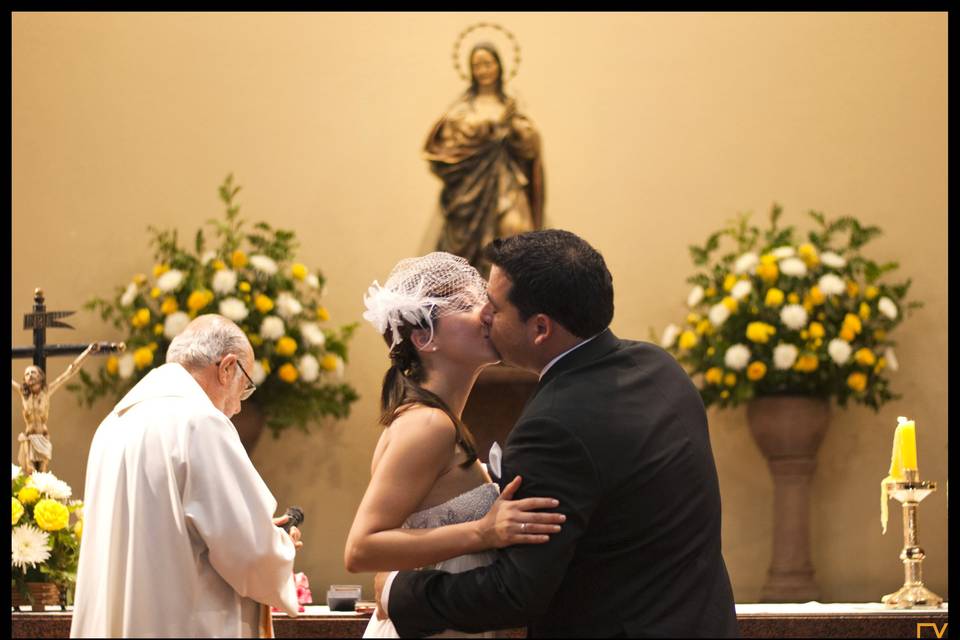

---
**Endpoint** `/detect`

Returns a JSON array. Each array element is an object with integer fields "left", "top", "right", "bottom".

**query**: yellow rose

[
  {"left": 746, "top": 322, "right": 776, "bottom": 344},
  {"left": 291, "top": 263, "right": 309, "bottom": 280},
  {"left": 278, "top": 363, "right": 299, "bottom": 383},
  {"left": 17, "top": 486, "right": 40, "bottom": 505},
  {"left": 317, "top": 307, "right": 331, "bottom": 322},
  {"left": 854, "top": 348, "right": 877, "bottom": 367},
  {"left": 846, "top": 281, "right": 859, "bottom": 298},
  {"left": 757, "top": 262, "right": 779, "bottom": 283},
  {"left": 153, "top": 263, "right": 170, "bottom": 277},
  {"left": 787, "top": 292, "right": 800, "bottom": 304},
  {"left": 276, "top": 336, "right": 298, "bottom": 357},
  {"left": 150, "top": 287, "right": 161, "bottom": 299},
  {"left": 261, "top": 359, "right": 271, "bottom": 375},
  {"left": 865, "top": 285, "right": 879, "bottom": 300},
  {"left": 695, "top": 319, "right": 712, "bottom": 336},
  {"left": 859, "top": 302, "right": 871, "bottom": 320},
  {"left": 843, "top": 313, "right": 863, "bottom": 335},
  {"left": 238, "top": 281, "right": 251, "bottom": 293},
  {"left": 808, "top": 322, "right": 825, "bottom": 339},
  {"left": 809, "top": 286, "right": 826, "bottom": 306},
  {"left": 706, "top": 346, "right": 716, "bottom": 357},
  {"left": 705, "top": 287, "right": 717, "bottom": 297},
  {"left": 33, "top": 498, "right": 70, "bottom": 532},
  {"left": 132, "top": 273, "right": 147, "bottom": 285},
  {"left": 794, "top": 353, "right": 819, "bottom": 373},
  {"left": 160, "top": 297, "right": 179, "bottom": 315},
  {"left": 148, "top": 342, "right": 158, "bottom": 351},
  {"left": 839, "top": 327, "right": 856, "bottom": 342},
  {"left": 678, "top": 331, "right": 698, "bottom": 350},
  {"left": 847, "top": 372, "right": 868, "bottom": 392},
  {"left": 759, "top": 253, "right": 777, "bottom": 265},
  {"left": 131, "top": 307, "right": 151, "bottom": 328},
  {"left": 723, "top": 372, "right": 737, "bottom": 387},
  {"left": 133, "top": 346, "right": 154, "bottom": 370},
  {"left": 231, "top": 250, "right": 248, "bottom": 269},
  {"left": 747, "top": 361, "right": 767, "bottom": 381},
  {"left": 154, "top": 323, "right": 164, "bottom": 335},
  {"left": 254, "top": 294, "right": 274, "bottom": 314},
  {"left": 12, "top": 497, "right": 24, "bottom": 525},
  {"left": 322, "top": 354, "right": 340, "bottom": 371},
  {"left": 798, "top": 243, "right": 819, "bottom": 267},
  {"left": 764, "top": 288, "right": 785, "bottom": 307},
  {"left": 723, "top": 274, "right": 737, "bottom": 292},
  {"left": 106, "top": 356, "right": 119, "bottom": 376},
  {"left": 705, "top": 367, "right": 723, "bottom": 385},
  {"left": 187, "top": 289, "right": 213, "bottom": 312},
  {"left": 874, "top": 358, "right": 887, "bottom": 374},
  {"left": 686, "top": 313, "right": 701, "bottom": 325},
  {"left": 211, "top": 259, "right": 226, "bottom": 271},
  {"left": 721, "top": 296, "right": 738, "bottom": 312}
]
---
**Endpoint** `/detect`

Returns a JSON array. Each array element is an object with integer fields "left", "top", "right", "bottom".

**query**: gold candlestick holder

[{"left": 881, "top": 469, "right": 943, "bottom": 608}]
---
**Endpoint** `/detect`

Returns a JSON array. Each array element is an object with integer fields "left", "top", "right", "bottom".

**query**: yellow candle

[
  {"left": 898, "top": 419, "right": 918, "bottom": 471},
  {"left": 880, "top": 416, "right": 918, "bottom": 535}
]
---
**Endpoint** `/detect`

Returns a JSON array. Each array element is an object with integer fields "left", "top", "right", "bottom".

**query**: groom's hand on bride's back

[{"left": 479, "top": 475, "right": 565, "bottom": 549}]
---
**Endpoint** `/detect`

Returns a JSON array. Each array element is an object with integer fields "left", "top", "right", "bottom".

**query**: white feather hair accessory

[{"left": 362, "top": 252, "right": 488, "bottom": 349}]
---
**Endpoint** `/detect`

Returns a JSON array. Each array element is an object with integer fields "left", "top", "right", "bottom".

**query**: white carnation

[
  {"left": 773, "top": 343, "right": 799, "bottom": 370},
  {"left": 164, "top": 311, "right": 191, "bottom": 339},
  {"left": 820, "top": 251, "right": 847, "bottom": 268},
  {"left": 724, "top": 344, "right": 751, "bottom": 371},
  {"left": 878, "top": 297, "right": 898, "bottom": 320},
  {"left": 731, "top": 280, "right": 752, "bottom": 301},
  {"left": 211, "top": 269, "right": 238, "bottom": 295},
  {"left": 249, "top": 254, "right": 278, "bottom": 275},
  {"left": 708, "top": 302, "right": 731, "bottom": 327},
  {"left": 11, "top": 524, "right": 51, "bottom": 571},
  {"left": 12, "top": 463, "right": 22, "bottom": 481},
  {"left": 818, "top": 273, "right": 846, "bottom": 296},
  {"left": 249, "top": 360, "right": 267, "bottom": 385},
  {"left": 884, "top": 346, "right": 899, "bottom": 372},
  {"left": 660, "top": 324, "right": 681, "bottom": 348},
  {"left": 780, "top": 304, "right": 808, "bottom": 331},
  {"left": 772, "top": 246, "right": 796, "bottom": 259},
  {"left": 828, "top": 338, "right": 852, "bottom": 365},
  {"left": 275, "top": 292, "right": 304, "bottom": 319},
  {"left": 686, "top": 285, "right": 704, "bottom": 308},
  {"left": 156, "top": 269, "right": 185, "bottom": 292},
  {"left": 779, "top": 257, "right": 807, "bottom": 277},
  {"left": 299, "top": 354, "right": 320, "bottom": 383},
  {"left": 118, "top": 353, "right": 136, "bottom": 379},
  {"left": 120, "top": 282, "right": 138, "bottom": 307},
  {"left": 734, "top": 252, "right": 759, "bottom": 275},
  {"left": 260, "top": 316, "right": 285, "bottom": 340},
  {"left": 306, "top": 273, "right": 320, "bottom": 289},
  {"left": 300, "top": 322, "right": 326, "bottom": 348},
  {"left": 28, "top": 471, "right": 71, "bottom": 500},
  {"left": 219, "top": 297, "right": 249, "bottom": 322}
]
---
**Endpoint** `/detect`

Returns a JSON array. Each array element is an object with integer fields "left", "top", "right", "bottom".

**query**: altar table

[{"left": 10, "top": 602, "right": 950, "bottom": 638}]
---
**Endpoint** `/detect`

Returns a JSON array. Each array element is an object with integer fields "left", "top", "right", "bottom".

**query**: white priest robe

[{"left": 70, "top": 362, "right": 298, "bottom": 638}]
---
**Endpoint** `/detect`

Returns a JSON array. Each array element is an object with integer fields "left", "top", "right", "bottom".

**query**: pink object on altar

[{"left": 272, "top": 572, "right": 312, "bottom": 613}]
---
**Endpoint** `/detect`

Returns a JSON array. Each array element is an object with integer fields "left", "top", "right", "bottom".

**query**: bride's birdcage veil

[{"left": 362, "top": 252, "right": 488, "bottom": 349}]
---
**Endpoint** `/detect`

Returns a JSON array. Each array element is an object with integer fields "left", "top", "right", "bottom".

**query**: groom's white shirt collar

[{"left": 539, "top": 333, "right": 599, "bottom": 380}]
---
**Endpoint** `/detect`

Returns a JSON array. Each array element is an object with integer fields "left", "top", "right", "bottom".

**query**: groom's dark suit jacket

[{"left": 389, "top": 329, "right": 739, "bottom": 638}]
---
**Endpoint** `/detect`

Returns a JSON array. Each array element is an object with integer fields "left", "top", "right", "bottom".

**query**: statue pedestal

[{"left": 463, "top": 365, "right": 538, "bottom": 462}]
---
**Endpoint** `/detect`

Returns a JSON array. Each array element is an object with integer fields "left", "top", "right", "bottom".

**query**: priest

[{"left": 70, "top": 314, "right": 302, "bottom": 638}]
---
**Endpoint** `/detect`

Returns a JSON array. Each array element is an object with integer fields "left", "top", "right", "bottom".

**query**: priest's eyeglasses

[{"left": 218, "top": 358, "right": 257, "bottom": 401}]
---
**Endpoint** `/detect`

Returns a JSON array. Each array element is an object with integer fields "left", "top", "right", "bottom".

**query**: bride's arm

[{"left": 344, "top": 408, "right": 562, "bottom": 573}]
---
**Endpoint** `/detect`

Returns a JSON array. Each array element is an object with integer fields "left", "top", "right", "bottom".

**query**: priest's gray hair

[{"left": 166, "top": 314, "right": 250, "bottom": 370}]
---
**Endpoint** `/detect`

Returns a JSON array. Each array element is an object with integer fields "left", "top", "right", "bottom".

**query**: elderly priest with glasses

[{"left": 71, "top": 314, "right": 303, "bottom": 638}]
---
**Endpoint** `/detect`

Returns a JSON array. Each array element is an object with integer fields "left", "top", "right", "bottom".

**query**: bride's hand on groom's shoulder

[{"left": 479, "top": 476, "right": 566, "bottom": 549}]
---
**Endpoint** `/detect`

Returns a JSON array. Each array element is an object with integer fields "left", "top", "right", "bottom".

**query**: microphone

[{"left": 280, "top": 506, "right": 304, "bottom": 533}]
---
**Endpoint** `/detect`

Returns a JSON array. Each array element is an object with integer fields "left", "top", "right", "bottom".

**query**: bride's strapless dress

[{"left": 362, "top": 482, "right": 500, "bottom": 638}]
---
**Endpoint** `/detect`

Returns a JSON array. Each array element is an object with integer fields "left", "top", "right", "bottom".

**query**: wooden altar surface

[{"left": 10, "top": 602, "right": 949, "bottom": 638}]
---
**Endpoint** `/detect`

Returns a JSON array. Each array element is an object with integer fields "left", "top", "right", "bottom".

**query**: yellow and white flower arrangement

[
  {"left": 68, "top": 175, "right": 359, "bottom": 436},
  {"left": 12, "top": 465, "right": 83, "bottom": 600},
  {"left": 659, "top": 205, "right": 921, "bottom": 410}
]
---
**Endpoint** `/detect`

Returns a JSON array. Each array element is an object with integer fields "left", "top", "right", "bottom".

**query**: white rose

[
  {"left": 306, "top": 273, "right": 320, "bottom": 289},
  {"left": 201, "top": 250, "right": 217, "bottom": 264},
  {"left": 818, "top": 273, "right": 846, "bottom": 296},
  {"left": 660, "top": 324, "right": 681, "bottom": 349},
  {"left": 163, "top": 311, "right": 191, "bottom": 339},
  {"left": 772, "top": 246, "right": 796, "bottom": 259},
  {"left": 300, "top": 322, "right": 326, "bottom": 348},
  {"left": 260, "top": 316, "right": 285, "bottom": 340},
  {"left": 687, "top": 285, "right": 704, "bottom": 308},
  {"left": 118, "top": 353, "right": 136, "bottom": 379},
  {"left": 275, "top": 292, "right": 304, "bottom": 319},
  {"left": 156, "top": 269, "right": 185, "bottom": 292},
  {"left": 249, "top": 254, "right": 278, "bottom": 275},
  {"left": 884, "top": 346, "right": 899, "bottom": 372},
  {"left": 878, "top": 297, "right": 898, "bottom": 320},
  {"left": 773, "top": 343, "right": 799, "bottom": 370},
  {"left": 299, "top": 354, "right": 320, "bottom": 383},
  {"left": 724, "top": 344, "right": 751, "bottom": 371},
  {"left": 249, "top": 360, "right": 267, "bottom": 385},
  {"left": 731, "top": 280, "right": 752, "bottom": 301},
  {"left": 780, "top": 304, "right": 808, "bottom": 331},
  {"left": 211, "top": 269, "right": 238, "bottom": 295},
  {"left": 828, "top": 338, "right": 852, "bottom": 365},
  {"left": 820, "top": 251, "right": 847, "bottom": 268},
  {"left": 219, "top": 297, "right": 249, "bottom": 322},
  {"left": 120, "top": 282, "right": 138, "bottom": 307},
  {"left": 734, "top": 252, "right": 759, "bottom": 275},
  {"left": 708, "top": 302, "right": 731, "bottom": 327},
  {"left": 779, "top": 257, "right": 807, "bottom": 277}
]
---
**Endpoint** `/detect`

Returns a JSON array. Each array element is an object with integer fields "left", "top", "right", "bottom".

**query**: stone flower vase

[
  {"left": 747, "top": 395, "right": 830, "bottom": 603},
  {"left": 12, "top": 582, "right": 60, "bottom": 612},
  {"left": 232, "top": 402, "right": 266, "bottom": 454}
]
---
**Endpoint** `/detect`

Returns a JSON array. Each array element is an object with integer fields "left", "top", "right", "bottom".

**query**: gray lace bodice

[{"left": 402, "top": 482, "right": 499, "bottom": 530}]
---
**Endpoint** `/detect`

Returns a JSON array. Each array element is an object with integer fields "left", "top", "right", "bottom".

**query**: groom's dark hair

[{"left": 484, "top": 229, "right": 614, "bottom": 338}]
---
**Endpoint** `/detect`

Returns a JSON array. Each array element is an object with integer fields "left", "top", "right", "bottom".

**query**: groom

[{"left": 377, "top": 230, "right": 738, "bottom": 637}]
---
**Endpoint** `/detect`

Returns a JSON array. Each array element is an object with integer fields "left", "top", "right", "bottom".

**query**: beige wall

[{"left": 12, "top": 12, "right": 947, "bottom": 604}]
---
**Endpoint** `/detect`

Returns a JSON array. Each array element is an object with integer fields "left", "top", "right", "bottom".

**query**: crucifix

[{"left": 11, "top": 288, "right": 125, "bottom": 474}]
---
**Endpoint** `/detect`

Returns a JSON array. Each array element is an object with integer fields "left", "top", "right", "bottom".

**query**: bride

[{"left": 346, "top": 252, "right": 564, "bottom": 638}]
